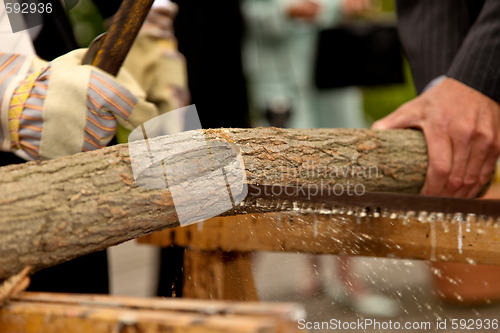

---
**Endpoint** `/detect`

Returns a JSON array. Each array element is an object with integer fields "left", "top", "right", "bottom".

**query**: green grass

[
  {"left": 362, "top": 60, "right": 416, "bottom": 123},
  {"left": 67, "top": 0, "right": 105, "bottom": 47}
]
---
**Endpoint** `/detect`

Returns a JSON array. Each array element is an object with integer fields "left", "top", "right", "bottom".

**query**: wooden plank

[
  {"left": 0, "top": 292, "right": 304, "bottom": 333},
  {"left": 138, "top": 212, "right": 500, "bottom": 266}
]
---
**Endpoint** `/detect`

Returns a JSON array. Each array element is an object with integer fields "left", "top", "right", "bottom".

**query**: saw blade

[{"left": 246, "top": 184, "right": 500, "bottom": 219}]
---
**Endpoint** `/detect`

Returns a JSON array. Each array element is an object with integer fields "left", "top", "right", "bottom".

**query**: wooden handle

[{"left": 92, "top": 0, "right": 155, "bottom": 76}]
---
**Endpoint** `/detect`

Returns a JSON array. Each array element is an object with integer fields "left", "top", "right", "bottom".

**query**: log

[{"left": 0, "top": 128, "right": 427, "bottom": 281}]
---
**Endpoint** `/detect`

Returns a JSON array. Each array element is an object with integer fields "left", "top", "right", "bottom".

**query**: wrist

[{"left": 423, "top": 75, "right": 447, "bottom": 92}]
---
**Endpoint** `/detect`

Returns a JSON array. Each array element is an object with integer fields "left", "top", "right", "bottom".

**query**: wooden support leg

[{"left": 183, "top": 250, "right": 258, "bottom": 301}]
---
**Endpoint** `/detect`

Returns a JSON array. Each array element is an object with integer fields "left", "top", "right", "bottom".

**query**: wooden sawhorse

[{"left": 138, "top": 211, "right": 500, "bottom": 301}]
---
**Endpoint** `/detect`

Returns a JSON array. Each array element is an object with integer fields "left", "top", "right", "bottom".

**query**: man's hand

[
  {"left": 372, "top": 77, "right": 500, "bottom": 198},
  {"left": 286, "top": 0, "right": 320, "bottom": 21}
]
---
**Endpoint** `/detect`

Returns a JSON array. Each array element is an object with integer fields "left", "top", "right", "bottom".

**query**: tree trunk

[{"left": 0, "top": 128, "right": 427, "bottom": 281}]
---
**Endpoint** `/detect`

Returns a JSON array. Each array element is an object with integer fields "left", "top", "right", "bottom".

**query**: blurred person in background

[
  {"left": 242, "top": 0, "right": 368, "bottom": 129},
  {"left": 242, "top": 0, "right": 399, "bottom": 317}
]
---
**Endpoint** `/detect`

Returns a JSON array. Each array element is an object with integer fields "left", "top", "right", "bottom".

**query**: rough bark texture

[
  {"left": 0, "top": 128, "right": 427, "bottom": 281},
  {"left": 224, "top": 128, "right": 427, "bottom": 193}
]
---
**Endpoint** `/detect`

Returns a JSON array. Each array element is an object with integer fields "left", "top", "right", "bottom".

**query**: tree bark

[{"left": 0, "top": 128, "right": 427, "bottom": 281}]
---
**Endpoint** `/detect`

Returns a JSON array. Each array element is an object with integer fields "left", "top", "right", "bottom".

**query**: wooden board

[
  {"left": 0, "top": 292, "right": 304, "bottom": 333},
  {"left": 139, "top": 212, "right": 500, "bottom": 266}
]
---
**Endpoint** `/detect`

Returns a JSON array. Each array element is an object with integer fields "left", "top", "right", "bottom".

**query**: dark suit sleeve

[
  {"left": 447, "top": 0, "right": 500, "bottom": 102},
  {"left": 396, "top": 0, "right": 474, "bottom": 95}
]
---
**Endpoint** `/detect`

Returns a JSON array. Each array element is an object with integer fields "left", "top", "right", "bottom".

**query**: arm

[
  {"left": 0, "top": 50, "right": 159, "bottom": 160},
  {"left": 374, "top": 1, "right": 500, "bottom": 198},
  {"left": 447, "top": 0, "right": 500, "bottom": 103}
]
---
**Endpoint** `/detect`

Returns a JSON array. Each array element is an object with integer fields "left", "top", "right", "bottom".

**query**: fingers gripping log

[{"left": 0, "top": 128, "right": 427, "bottom": 281}]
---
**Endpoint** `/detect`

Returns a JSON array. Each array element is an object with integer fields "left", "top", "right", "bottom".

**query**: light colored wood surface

[
  {"left": 138, "top": 212, "right": 500, "bottom": 266},
  {"left": 0, "top": 292, "right": 304, "bottom": 333}
]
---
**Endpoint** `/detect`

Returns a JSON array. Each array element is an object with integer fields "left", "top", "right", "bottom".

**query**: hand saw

[
  {"left": 141, "top": 182, "right": 500, "bottom": 266},
  {"left": 245, "top": 184, "right": 500, "bottom": 221},
  {"left": 82, "top": 0, "right": 155, "bottom": 75}
]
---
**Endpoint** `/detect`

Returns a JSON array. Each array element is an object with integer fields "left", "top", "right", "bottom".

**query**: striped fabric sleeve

[
  {"left": 6, "top": 60, "right": 139, "bottom": 157},
  {"left": 83, "top": 70, "right": 137, "bottom": 151},
  {"left": 0, "top": 53, "right": 28, "bottom": 151},
  {"left": 15, "top": 69, "right": 49, "bottom": 159}
]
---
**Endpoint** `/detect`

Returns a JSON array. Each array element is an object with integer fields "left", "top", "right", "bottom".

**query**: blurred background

[{"left": 67, "top": 0, "right": 415, "bottom": 127}]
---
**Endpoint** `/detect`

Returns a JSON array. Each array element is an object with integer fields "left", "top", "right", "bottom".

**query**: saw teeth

[
  {"left": 402, "top": 211, "right": 416, "bottom": 225},
  {"left": 417, "top": 211, "right": 428, "bottom": 223},
  {"left": 318, "top": 208, "right": 332, "bottom": 215},
  {"left": 466, "top": 213, "right": 476, "bottom": 223},
  {"left": 453, "top": 213, "right": 465, "bottom": 223},
  {"left": 427, "top": 212, "right": 438, "bottom": 223},
  {"left": 281, "top": 200, "right": 291, "bottom": 210}
]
